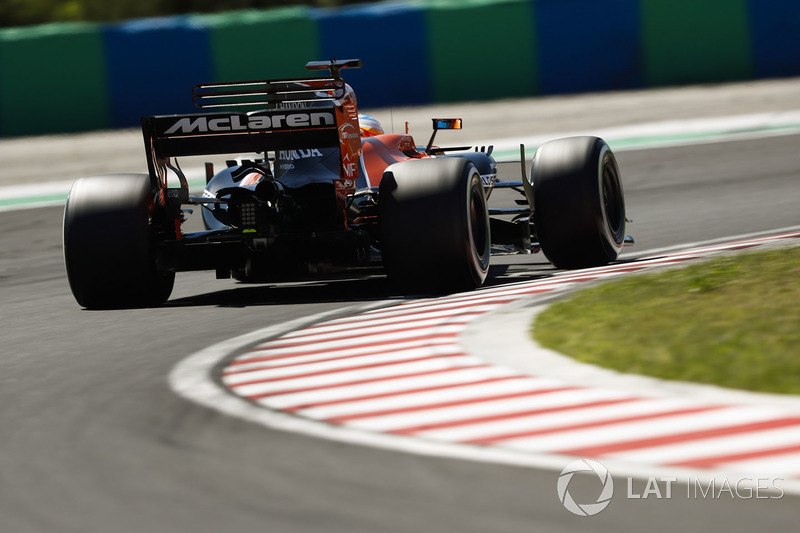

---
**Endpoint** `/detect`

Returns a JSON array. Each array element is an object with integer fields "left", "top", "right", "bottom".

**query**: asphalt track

[{"left": 2, "top": 91, "right": 800, "bottom": 531}]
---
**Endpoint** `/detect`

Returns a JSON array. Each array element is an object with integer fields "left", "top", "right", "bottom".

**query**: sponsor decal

[
  {"left": 338, "top": 122, "right": 360, "bottom": 141},
  {"left": 338, "top": 120, "right": 361, "bottom": 182},
  {"left": 278, "top": 149, "right": 325, "bottom": 171},
  {"left": 343, "top": 103, "right": 358, "bottom": 118},
  {"left": 481, "top": 173, "right": 497, "bottom": 187},
  {"left": 277, "top": 149, "right": 325, "bottom": 161},
  {"left": 162, "top": 112, "right": 335, "bottom": 135},
  {"left": 341, "top": 151, "right": 358, "bottom": 179},
  {"left": 398, "top": 136, "right": 414, "bottom": 152}
]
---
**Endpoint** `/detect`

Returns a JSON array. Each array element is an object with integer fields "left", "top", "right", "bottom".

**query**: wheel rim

[
  {"left": 601, "top": 157, "right": 624, "bottom": 238},
  {"left": 468, "top": 179, "right": 489, "bottom": 265}
]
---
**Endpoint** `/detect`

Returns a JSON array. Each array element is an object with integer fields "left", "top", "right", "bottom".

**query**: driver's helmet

[{"left": 358, "top": 114, "right": 384, "bottom": 137}]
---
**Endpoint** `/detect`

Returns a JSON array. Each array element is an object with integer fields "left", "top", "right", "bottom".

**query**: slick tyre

[
  {"left": 63, "top": 174, "right": 175, "bottom": 309},
  {"left": 532, "top": 136, "right": 626, "bottom": 269},
  {"left": 379, "top": 157, "right": 490, "bottom": 293}
]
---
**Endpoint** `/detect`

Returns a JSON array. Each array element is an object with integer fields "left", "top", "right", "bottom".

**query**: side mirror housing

[{"left": 426, "top": 118, "right": 463, "bottom": 153}]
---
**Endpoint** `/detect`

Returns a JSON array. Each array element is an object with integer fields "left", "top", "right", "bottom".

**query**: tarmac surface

[{"left": 1, "top": 78, "right": 799, "bottom": 532}]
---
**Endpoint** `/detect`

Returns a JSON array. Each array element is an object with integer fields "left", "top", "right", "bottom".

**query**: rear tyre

[
  {"left": 63, "top": 174, "right": 175, "bottom": 309},
  {"left": 532, "top": 136, "right": 626, "bottom": 269},
  {"left": 379, "top": 157, "right": 490, "bottom": 293}
]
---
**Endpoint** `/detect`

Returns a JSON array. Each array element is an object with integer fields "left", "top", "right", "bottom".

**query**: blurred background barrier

[
  {"left": 425, "top": 0, "right": 536, "bottom": 102},
  {"left": 0, "top": 23, "right": 110, "bottom": 136},
  {"left": 0, "top": 0, "right": 798, "bottom": 137},
  {"left": 103, "top": 16, "right": 213, "bottom": 128}
]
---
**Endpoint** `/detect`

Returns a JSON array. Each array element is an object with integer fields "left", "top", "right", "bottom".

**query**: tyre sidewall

[
  {"left": 462, "top": 166, "right": 490, "bottom": 285},
  {"left": 594, "top": 143, "right": 626, "bottom": 256}
]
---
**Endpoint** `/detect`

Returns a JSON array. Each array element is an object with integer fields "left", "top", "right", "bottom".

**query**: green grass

[{"left": 533, "top": 246, "right": 800, "bottom": 395}]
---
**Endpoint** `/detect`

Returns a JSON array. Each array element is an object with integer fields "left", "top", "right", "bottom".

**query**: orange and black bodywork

[
  {"left": 63, "top": 58, "right": 630, "bottom": 308},
  {"left": 136, "top": 59, "right": 501, "bottom": 283}
]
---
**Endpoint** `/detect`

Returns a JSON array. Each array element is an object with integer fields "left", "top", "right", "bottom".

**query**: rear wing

[
  {"left": 142, "top": 105, "right": 340, "bottom": 159},
  {"left": 140, "top": 59, "right": 363, "bottom": 202}
]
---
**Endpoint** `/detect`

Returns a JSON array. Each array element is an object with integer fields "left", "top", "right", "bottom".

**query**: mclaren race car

[{"left": 63, "top": 59, "right": 630, "bottom": 309}]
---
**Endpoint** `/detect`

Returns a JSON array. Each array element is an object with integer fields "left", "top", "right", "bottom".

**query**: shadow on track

[
  {"left": 160, "top": 258, "right": 576, "bottom": 310},
  {"left": 165, "top": 275, "right": 399, "bottom": 309}
]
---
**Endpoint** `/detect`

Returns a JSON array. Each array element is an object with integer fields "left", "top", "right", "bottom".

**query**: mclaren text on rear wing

[
  {"left": 143, "top": 106, "right": 340, "bottom": 157},
  {"left": 141, "top": 63, "right": 363, "bottom": 201},
  {"left": 159, "top": 110, "right": 336, "bottom": 136}
]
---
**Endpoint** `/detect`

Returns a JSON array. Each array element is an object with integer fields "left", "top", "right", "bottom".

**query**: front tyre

[
  {"left": 63, "top": 174, "right": 175, "bottom": 309},
  {"left": 379, "top": 157, "right": 490, "bottom": 293},
  {"left": 532, "top": 136, "right": 626, "bottom": 269}
]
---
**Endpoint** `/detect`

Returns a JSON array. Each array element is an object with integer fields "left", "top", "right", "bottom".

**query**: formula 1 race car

[{"left": 63, "top": 59, "right": 630, "bottom": 309}]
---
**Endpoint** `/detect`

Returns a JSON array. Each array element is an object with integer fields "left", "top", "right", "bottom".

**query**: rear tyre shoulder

[{"left": 63, "top": 174, "right": 174, "bottom": 309}]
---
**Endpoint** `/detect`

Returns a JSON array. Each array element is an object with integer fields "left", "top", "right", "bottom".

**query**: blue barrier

[
  {"left": 748, "top": 0, "right": 800, "bottom": 78},
  {"left": 535, "top": 0, "right": 642, "bottom": 94},
  {"left": 315, "top": 2, "right": 431, "bottom": 108},
  {"left": 103, "top": 16, "right": 213, "bottom": 129}
]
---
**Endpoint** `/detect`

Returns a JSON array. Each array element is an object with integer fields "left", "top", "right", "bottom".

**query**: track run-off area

[{"left": 174, "top": 230, "right": 800, "bottom": 495}]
